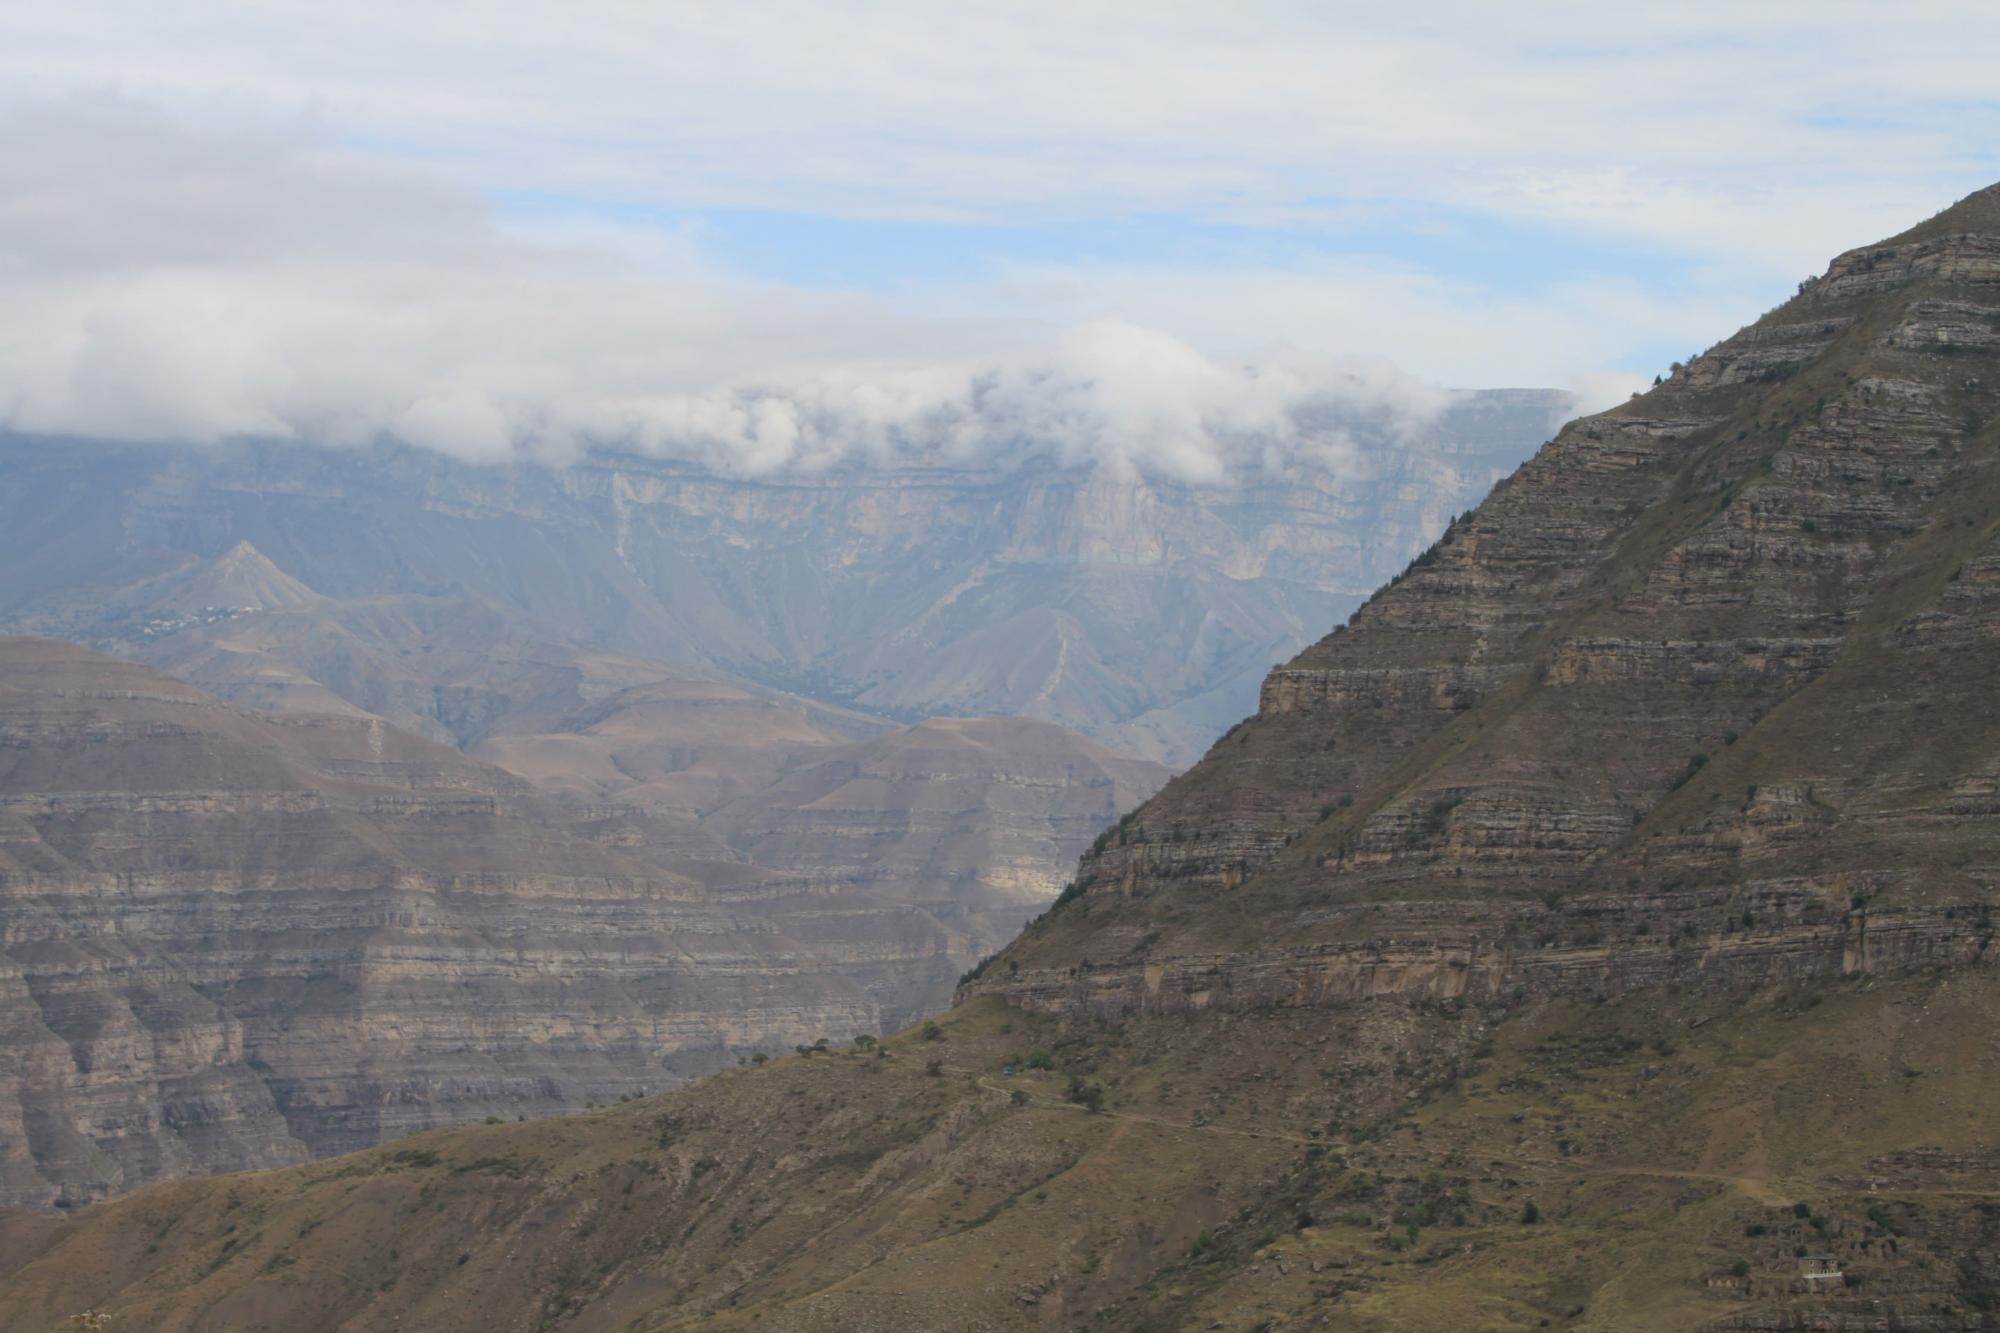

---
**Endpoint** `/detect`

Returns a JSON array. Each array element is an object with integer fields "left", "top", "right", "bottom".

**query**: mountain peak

[
  {"left": 159, "top": 541, "right": 321, "bottom": 613},
  {"left": 1893, "top": 178, "right": 2000, "bottom": 242}
]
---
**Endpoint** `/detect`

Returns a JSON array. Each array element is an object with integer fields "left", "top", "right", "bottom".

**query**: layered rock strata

[
  {"left": 0, "top": 638, "right": 872, "bottom": 1208},
  {"left": 972, "top": 184, "right": 2000, "bottom": 1023}
]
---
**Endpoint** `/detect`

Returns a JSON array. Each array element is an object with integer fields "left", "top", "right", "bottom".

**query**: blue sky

[
  {"left": 496, "top": 193, "right": 1697, "bottom": 298},
  {"left": 0, "top": 3, "right": 1996, "bottom": 469}
]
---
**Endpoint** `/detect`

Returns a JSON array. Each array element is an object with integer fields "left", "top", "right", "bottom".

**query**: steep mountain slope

[
  {"left": 13, "top": 189, "right": 2000, "bottom": 1330},
  {"left": 0, "top": 638, "right": 880, "bottom": 1209},
  {"left": 973, "top": 190, "right": 2000, "bottom": 1014},
  {"left": 0, "top": 388, "right": 1567, "bottom": 765},
  {"left": 705, "top": 716, "right": 1169, "bottom": 1018},
  {"left": 0, "top": 636, "right": 1167, "bottom": 1209}
]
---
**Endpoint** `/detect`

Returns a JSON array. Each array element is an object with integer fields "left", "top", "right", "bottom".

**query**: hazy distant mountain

[{"left": 0, "top": 387, "right": 1569, "bottom": 765}]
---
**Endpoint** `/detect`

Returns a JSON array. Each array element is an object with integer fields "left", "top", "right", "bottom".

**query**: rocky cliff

[
  {"left": 967, "top": 186, "right": 2000, "bottom": 1028},
  {"left": 0, "top": 637, "right": 884, "bottom": 1209},
  {"left": 0, "top": 636, "right": 1168, "bottom": 1208}
]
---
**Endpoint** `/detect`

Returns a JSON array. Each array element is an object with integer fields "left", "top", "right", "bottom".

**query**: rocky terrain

[
  {"left": 0, "top": 638, "right": 1163, "bottom": 1210},
  {"left": 0, "top": 387, "right": 1566, "bottom": 766},
  {"left": 707, "top": 715, "right": 1167, "bottom": 1019},
  {"left": 11, "top": 184, "right": 2000, "bottom": 1332}
]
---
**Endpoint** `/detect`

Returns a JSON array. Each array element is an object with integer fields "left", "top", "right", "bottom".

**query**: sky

[{"left": 1, "top": 2, "right": 1997, "bottom": 477}]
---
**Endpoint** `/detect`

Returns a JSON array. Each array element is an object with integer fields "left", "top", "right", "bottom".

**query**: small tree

[
  {"left": 853, "top": 1034, "right": 877, "bottom": 1052},
  {"left": 1065, "top": 1076, "right": 1105, "bottom": 1113},
  {"left": 921, "top": 1022, "right": 944, "bottom": 1042},
  {"left": 1520, "top": 1199, "right": 1539, "bottom": 1225}
]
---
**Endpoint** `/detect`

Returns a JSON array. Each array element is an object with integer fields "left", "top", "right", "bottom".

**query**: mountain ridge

[{"left": 0, "top": 387, "right": 1569, "bottom": 765}]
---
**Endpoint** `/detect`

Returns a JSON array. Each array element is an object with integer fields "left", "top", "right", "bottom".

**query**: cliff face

[
  {"left": 969, "top": 185, "right": 2000, "bottom": 1022},
  {"left": 0, "top": 636, "right": 1172, "bottom": 1208},
  {"left": 0, "top": 388, "right": 1566, "bottom": 766},
  {"left": 705, "top": 717, "right": 1167, "bottom": 1026},
  {"left": 0, "top": 638, "right": 879, "bottom": 1209}
]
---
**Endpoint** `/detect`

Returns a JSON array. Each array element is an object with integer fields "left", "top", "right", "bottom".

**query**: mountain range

[
  {"left": 0, "top": 385, "right": 1567, "bottom": 766},
  {"left": 0, "top": 637, "right": 1165, "bottom": 1208},
  {"left": 6, "top": 184, "right": 2000, "bottom": 1330}
]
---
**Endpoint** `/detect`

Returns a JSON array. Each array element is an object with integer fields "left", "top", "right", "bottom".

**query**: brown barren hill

[{"left": 17, "top": 188, "right": 2000, "bottom": 1330}]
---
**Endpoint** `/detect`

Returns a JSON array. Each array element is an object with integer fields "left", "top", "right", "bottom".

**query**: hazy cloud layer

[
  {"left": 4, "top": 1, "right": 1993, "bottom": 473},
  {"left": 5, "top": 4, "right": 1993, "bottom": 270},
  {"left": 0, "top": 99, "right": 1573, "bottom": 477}
]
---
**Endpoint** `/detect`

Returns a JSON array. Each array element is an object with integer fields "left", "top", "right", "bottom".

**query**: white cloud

[
  {"left": 0, "top": 97, "right": 1595, "bottom": 476},
  {"left": 1, "top": 3, "right": 1993, "bottom": 273},
  {"left": 3, "top": 0, "right": 1985, "bottom": 478}
]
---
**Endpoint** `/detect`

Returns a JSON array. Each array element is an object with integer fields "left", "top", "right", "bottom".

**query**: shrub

[
  {"left": 1520, "top": 1200, "right": 1539, "bottom": 1225},
  {"left": 1064, "top": 1076, "right": 1105, "bottom": 1113}
]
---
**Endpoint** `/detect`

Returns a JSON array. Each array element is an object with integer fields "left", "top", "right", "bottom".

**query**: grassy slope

[{"left": 6, "top": 971, "right": 1998, "bottom": 1331}]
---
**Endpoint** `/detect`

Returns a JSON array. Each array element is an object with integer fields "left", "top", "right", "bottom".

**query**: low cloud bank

[{"left": 0, "top": 98, "right": 1566, "bottom": 480}]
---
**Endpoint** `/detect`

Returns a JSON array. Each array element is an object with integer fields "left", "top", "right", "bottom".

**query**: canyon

[{"left": 7, "top": 182, "right": 2000, "bottom": 1331}]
